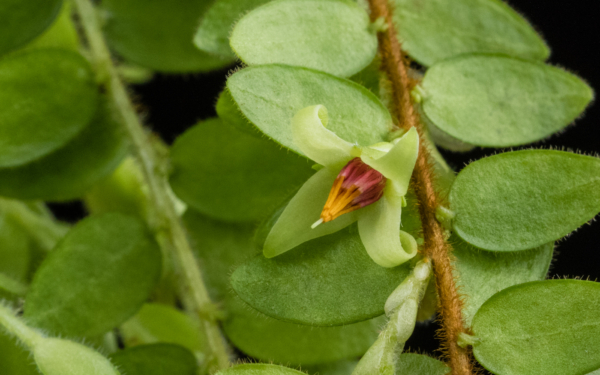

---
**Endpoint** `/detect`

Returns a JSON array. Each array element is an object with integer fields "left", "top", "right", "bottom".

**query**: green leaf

[
  {"left": 227, "top": 64, "right": 392, "bottom": 155},
  {"left": 120, "top": 303, "right": 206, "bottom": 354},
  {"left": 0, "top": 331, "right": 39, "bottom": 375},
  {"left": 0, "top": 209, "right": 33, "bottom": 284},
  {"left": 217, "top": 364, "right": 307, "bottom": 375},
  {"left": 452, "top": 235, "right": 553, "bottom": 327},
  {"left": 0, "top": 0, "right": 62, "bottom": 56},
  {"left": 33, "top": 337, "right": 119, "bottom": 375},
  {"left": 23, "top": 213, "right": 162, "bottom": 337},
  {"left": 184, "top": 210, "right": 385, "bottom": 364},
  {"left": 109, "top": 344, "right": 198, "bottom": 375},
  {"left": 472, "top": 279, "right": 600, "bottom": 375},
  {"left": 230, "top": 0, "right": 377, "bottom": 77},
  {"left": 170, "top": 118, "right": 314, "bottom": 222},
  {"left": 0, "top": 49, "right": 99, "bottom": 168},
  {"left": 303, "top": 361, "right": 358, "bottom": 375},
  {"left": 194, "top": 0, "right": 270, "bottom": 58},
  {"left": 223, "top": 297, "right": 385, "bottom": 365},
  {"left": 392, "top": 0, "right": 549, "bottom": 66},
  {"left": 420, "top": 54, "right": 593, "bottom": 147},
  {"left": 0, "top": 99, "right": 128, "bottom": 201},
  {"left": 395, "top": 353, "right": 450, "bottom": 375},
  {"left": 216, "top": 90, "right": 261, "bottom": 137},
  {"left": 231, "top": 225, "right": 411, "bottom": 326},
  {"left": 449, "top": 150, "right": 600, "bottom": 251},
  {"left": 101, "top": 0, "right": 234, "bottom": 73}
]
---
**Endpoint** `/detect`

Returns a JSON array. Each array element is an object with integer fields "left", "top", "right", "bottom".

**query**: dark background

[{"left": 53, "top": 0, "right": 600, "bottom": 363}]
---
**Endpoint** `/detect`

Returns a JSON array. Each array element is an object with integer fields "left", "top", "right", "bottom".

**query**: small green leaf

[
  {"left": 231, "top": 225, "right": 411, "bottom": 326},
  {"left": 217, "top": 364, "right": 307, "bottom": 375},
  {"left": 101, "top": 0, "right": 234, "bottom": 73},
  {"left": 109, "top": 344, "right": 198, "bottom": 375},
  {"left": 194, "top": 0, "right": 270, "bottom": 58},
  {"left": 33, "top": 337, "right": 119, "bottom": 375},
  {"left": 23, "top": 213, "right": 162, "bottom": 337},
  {"left": 0, "top": 0, "right": 62, "bottom": 56},
  {"left": 227, "top": 64, "right": 392, "bottom": 155},
  {"left": 392, "top": 0, "right": 549, "bottom": 66},
  {"left": 230, "top": 0, "right": 377, "bottom": 77},
  {"left": 450, "top": 150, "right": 600, "bottom": 251},
  {"left": 0, "top": 209, "right": 33, "bottom": 284},
  {"left": 170, "top": 118, "right": 314, "bottom": 222},
  {"left": 0, "top": 99, "right": 128, "bottom": 201},
  {"left": 303, "top": 361, "right": 358, "bottom": 375},
  {"left": 452, "top": 235, "right": 553, "bottom": 327},
  {"left": 120, "top": 303, "right": 206, "bottom": 354},
  {"left": 472, "top": 279, "right": 600, "bottom": 375},
  {"left": 216, "top": 90, "right": 261, "bottom": 137},
  {"left": 0, "top": 49, "right": 99, "bottom": 168},
  {"left": 22, "top": 2, "right": 79, "bottom": 52},
  {"left": 224, "top": 297, "right": 385, "bottom": 365},
  {"left": 420, "top": 54, "right": 593, "bottom": 147},
  {"left": 395, "top": 353, "right": 450, "bottom": 375}
]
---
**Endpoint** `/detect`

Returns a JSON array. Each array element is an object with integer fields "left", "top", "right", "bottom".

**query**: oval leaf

[
  {"left": 472, "top": 279, "right": 600, "bottom": 375},
  {"left": 0, "top": 0, "right": 62, "bottom": 56},
  {"left": 227, "top": 64, "right": 392, "bottom": 155},
  {"left": 194, "top": 0, "right": 270, "bottom": 58},
  {"left": 230, "top": 0, "right": 377, "bottom": 77},
  {"left": 452, "top": 235, "right": 553, "bottom": 326},
  {"left": 421, "top": 54, "right": 593, "bottom": 147},
  {"left": 450, "top": 150, "right": 600, "bottom": 251},
  {"left": 170, "top": 118, "right": 314, "bottom": 222},
  {"left": 217, "top": 364, "right": 306, "bottom": 375},
  {"left": 23, "top": 213, "right": 162, "bottom": 337},
  {"left": 109, "top": 344, "right": 197, "bottom": 375},
  {"left": 101, "top": 0, "right": 234, "bottom": 73},
  {"left": 0, "top": 49, "right": 99, "bottom": 168},
  {"left": 0, "top": 99, "right": 128, "bottom": 201},
  {"left": 392, "top": 0, "right": 549, "bottom": 66},
  {"left": 396, "top": 354, "right": 450, "bottom": 375},
  {"left": 231, "top": 225, "right": 411, "bottom": 326}
]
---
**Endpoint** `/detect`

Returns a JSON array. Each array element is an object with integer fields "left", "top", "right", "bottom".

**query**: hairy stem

[
  {"left": 0, "top": 304, "right": 42, "bottom": 348},
  {"left": 71, "top": 0, "right": 230, "bottom": 371},
  {"left": 366, "top": 0, "right": 473, "bottom": 373}
]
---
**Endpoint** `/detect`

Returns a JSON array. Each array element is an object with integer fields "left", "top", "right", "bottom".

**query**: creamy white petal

[
  {"left": 357, "top": 193, "right": 418, "bottom": 268},
  {"left": 292, "top": 105, "right": 355, "bottom": 169},
  {"left": 361, "top": 127, "right": 419, "bottom": 196},
  {"left": 263, "top": 168, "right": 358, "bottom": 258}
]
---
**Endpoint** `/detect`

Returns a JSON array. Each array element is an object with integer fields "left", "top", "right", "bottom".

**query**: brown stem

[{"left": 366, "top": 0, "right": 473, "bottom": 374}]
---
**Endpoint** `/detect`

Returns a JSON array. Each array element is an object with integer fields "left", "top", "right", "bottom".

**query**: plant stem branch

[
  {"left": 366, "top": 0, "right": 473, "bottom": 373},
  {"left": 71, "top": 0, "right": 230, "bottom": 371},
  {"left": 0, "top": 304, "right": 42, "bottom": 349}
]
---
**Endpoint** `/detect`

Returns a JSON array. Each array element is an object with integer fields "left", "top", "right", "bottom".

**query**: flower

[{"left": 263, "top": 105, "right": 420, "bottom": 268}]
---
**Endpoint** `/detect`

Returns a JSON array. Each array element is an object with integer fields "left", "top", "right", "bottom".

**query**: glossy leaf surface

[
  {"left": 231, "top": 225, "right": 411, "bottom": 326},
  {"left": 170, "top": 118, "right": 314, "bottom": 222},
  {"left": 450, "top": 150, "right": 600, "bottom": 251},
  {"left": 472, "top": 280, "right": 600, "bottom": 375},
  {"left": 194, "top": 0, "right": 270, "bottom": 58},
  {"left": 109, "top": 344, "right": 197, "bottom": 375},
  {"left": 102, "top": 0, "right": 234, "bottom": 72},
  {"left": 421, "top": 54, "right": 593, "bottom": 147},
  {"left": 227, "top": 64, "right": 392, "bottom": 155},
  {"left": 0, "top": 49, "right": 98, "bottom": 167},
  {"left": 396, "top": 353, "right": 450, "bottom": 375},
  {"left": 452, "top": 235, "right": 553, "bottom": 326},
  {"left": 393, "top": 0, "right": 549, "bottom": 66},
  {"left": 217, "top": 364, "right": 306, "bottom": 375},
  {"left": 0, "top": 99, "right": 128, "bottom": 201},
  {"left": 24, "top": 213, "right": 161, "bottom": 337},
  {"left": 230, "top": 0, "right": 377, "bottom": 77},
  {"left": 0, "top": 0, "right": 62, "bottom": 55}
]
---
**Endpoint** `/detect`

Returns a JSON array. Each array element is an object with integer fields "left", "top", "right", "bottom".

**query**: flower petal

[
  {"left": 357, "top": 193, "right": 418, "bottom": 267},
  {"left": 361, "top": 127, "right": 419, "bottom": 196},
  {"left": 292, "top": 105, "right": 355, "bottom": 169},
  {"left": 264, "top": 167, "right": 358, "bottom": 258}
]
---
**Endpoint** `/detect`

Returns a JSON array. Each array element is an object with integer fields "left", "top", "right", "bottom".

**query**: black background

[{"left": 52, "top": 0, "right": 600, "bottom": 364}]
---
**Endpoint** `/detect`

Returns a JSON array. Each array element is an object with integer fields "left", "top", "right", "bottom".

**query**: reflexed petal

[
  {"left": 292, "top": 105, "right": 355, "bottom": 169},
  {"left": 361, "top": 127, "right": 419, "bottom": 196},
  {"left": 264, "top": 168, "right": 358, "bottom": 258},
  {"left": 357, "top": 193, "right": 418, "bottom": 267}
]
